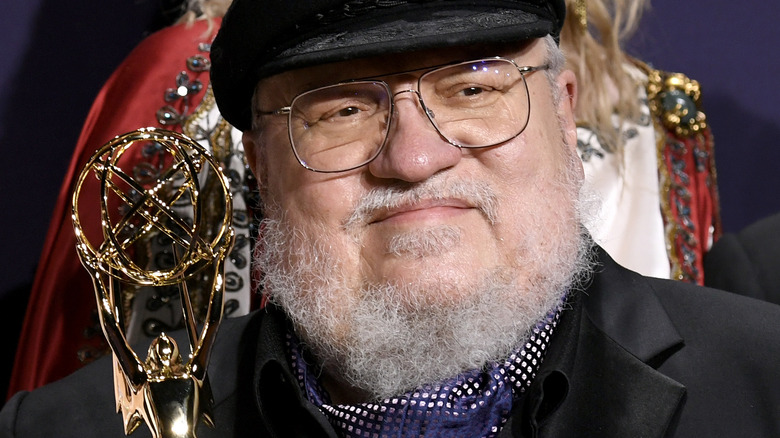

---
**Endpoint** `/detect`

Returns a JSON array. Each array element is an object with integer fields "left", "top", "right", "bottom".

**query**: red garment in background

[{"left": 8, "top": 19, "right": 219, "bottom": 399}]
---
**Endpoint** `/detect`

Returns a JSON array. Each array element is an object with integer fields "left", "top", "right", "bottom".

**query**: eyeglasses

[{"left": 258, "top": 58, "right": 550, "bottom": 173}]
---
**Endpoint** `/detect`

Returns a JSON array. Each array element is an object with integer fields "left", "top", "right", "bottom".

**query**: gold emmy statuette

[{"left": 72, "top": 127, "right": 235, "bottom": 438}]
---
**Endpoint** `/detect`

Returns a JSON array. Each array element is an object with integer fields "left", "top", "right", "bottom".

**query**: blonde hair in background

[
  {"left": 177, "top": 0, "right": 233, "bottom": 31},
  {"left": 561, "top": 0, "right": 649, "bottom": 153}
]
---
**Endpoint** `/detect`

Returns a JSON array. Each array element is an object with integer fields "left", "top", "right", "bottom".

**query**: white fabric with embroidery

[
  {"left": 125, "top": 98, "right": 252, "bottom": 344},
  {"left": 578, "top": 72, "right": 670, "bottom": 280}
]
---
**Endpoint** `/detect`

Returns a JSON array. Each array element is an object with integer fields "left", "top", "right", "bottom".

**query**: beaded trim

[{"left": 639, "top": 60, "right": 720, "bottom": 284}]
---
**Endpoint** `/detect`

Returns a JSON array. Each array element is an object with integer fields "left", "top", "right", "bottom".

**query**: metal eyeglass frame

[{"left": 257, "top": 57, "right": 551, "bottom": 173}]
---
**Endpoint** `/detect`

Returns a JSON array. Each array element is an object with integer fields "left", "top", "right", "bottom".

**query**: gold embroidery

[{"left": 645, "top": 68, "right": 707, "bottom": 138}]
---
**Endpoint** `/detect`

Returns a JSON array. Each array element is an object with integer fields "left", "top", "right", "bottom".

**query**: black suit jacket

[
  {"left": 704, "top": 212, "right": 780, "bottom": 305},
  {"left": 2, "top": 247, "right": 779, "bottom": 437}
]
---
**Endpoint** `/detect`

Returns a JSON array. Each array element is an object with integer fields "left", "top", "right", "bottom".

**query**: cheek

[
  {"left": 486, "top": 129, "right": 557, "bottom": 190},
  {"left": 266, "top": 166, "right": 367, "bottom": 251},
  {"left": 257, "top": 123, "right": 367, "bottom": 253},
  {"left": 481, "top": 120, "right": 576, "bottom": 247},
  {"left": 290, "top": 182, "right": 353, "bottom": 226}
]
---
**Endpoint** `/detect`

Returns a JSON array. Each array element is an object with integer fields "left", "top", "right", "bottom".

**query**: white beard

[{"left": 255, "top": 152, "right": 596, "bottom": 401}]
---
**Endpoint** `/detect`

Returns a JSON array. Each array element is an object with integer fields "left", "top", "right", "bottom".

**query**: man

[{"left": 2, "top": 1, "right": 779, "bottom": 437}]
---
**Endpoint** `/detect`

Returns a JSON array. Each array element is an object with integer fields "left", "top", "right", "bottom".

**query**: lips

[{"left": 369, "top": 198, "right": 474, "bottom": 225}]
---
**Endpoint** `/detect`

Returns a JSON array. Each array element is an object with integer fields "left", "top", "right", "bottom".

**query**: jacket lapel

[{"left": 504, "top": 247, "right": 688, "bottom": 437}]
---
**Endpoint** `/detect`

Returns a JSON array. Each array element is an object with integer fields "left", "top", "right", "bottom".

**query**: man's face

[
  {"left": 247, "top": 37, "right": 580, "bottom": 292},
  {"left": 243, "top": 37, "right": 586, "bottom": 400}
]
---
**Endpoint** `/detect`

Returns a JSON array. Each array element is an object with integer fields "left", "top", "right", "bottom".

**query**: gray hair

[{"left": 542, "top": 35, "right": 567, "bottom": 106}]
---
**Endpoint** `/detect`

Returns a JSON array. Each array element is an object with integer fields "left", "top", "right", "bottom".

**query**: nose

[{"left": 367, "top": 90, "right": 462, "bottom": 182}]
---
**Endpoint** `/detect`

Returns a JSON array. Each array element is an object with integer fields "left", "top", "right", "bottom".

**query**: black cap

[{"left": 211, "top": 0, "right": 566, "bottom": 131}]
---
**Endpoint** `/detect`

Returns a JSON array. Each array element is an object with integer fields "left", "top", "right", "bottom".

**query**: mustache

[{"left": 341, "top": 176, "right": 499, "bottom": 231}]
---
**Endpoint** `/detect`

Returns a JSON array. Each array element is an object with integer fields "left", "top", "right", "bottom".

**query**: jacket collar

[
  {"left": 583, "top": 247, "right": 684, "bottom": 365},
  {"left": 252, "top": 306, "right": 339, "bottom": 438},
  {"left": 503, "top": 247, "right": 687, "bottom": 437}
]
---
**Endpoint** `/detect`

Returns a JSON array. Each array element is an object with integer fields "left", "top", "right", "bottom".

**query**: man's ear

[
  {"left": 242, "top": 130, "right": 267, "bottom": 196},
  {"left": 556, "top": 69, "right": 578, "bottom": 152}
]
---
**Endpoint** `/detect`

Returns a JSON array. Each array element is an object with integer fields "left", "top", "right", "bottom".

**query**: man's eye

[
  {"left": 319, "top": 103, "right": 374, "bottom": 122},
  {"left": 337, "top": 106, "right": 362, "bottom": 117},
  {"left": 461, "top": 86, "right": 485, "bottom": 97}
]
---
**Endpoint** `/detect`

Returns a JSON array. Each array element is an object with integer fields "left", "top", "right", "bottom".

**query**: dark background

[{"left": 1, "top": 0, "right": 779, "bottom": 398}]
